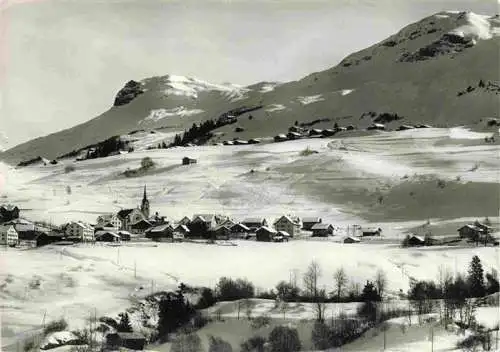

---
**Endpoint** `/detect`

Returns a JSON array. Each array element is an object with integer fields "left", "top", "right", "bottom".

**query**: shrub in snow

[
  {"left": 170, "top": 333, "right": 203, "bottom": 352},
  {"left": 240, "top": 336, "right": 266, "bottom": 352},
  {"left": 208, "top": 336, "right": 233, "bottom": 352},
  {"left": 251, "top": 316, "right": 271, "bottom": 330},
  {"left": 268, "top": 326, "right": 301, "bottom": 352},
  {"left": 43, "top": 319, "right": 68, "bottom": 336}
]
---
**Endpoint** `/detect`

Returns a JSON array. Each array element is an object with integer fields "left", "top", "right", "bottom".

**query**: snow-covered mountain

[{"left": 1, "top": 11, "right": 499, "bottom": 164}]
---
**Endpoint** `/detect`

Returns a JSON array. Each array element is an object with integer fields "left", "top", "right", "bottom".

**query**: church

[{"left": 115, "top": 185, "right": 152, "bottom": 233}]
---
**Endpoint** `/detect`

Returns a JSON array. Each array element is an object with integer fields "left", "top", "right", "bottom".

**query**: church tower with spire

[{"left": 140, "top": 185, "right": 150, "bottom": 218}]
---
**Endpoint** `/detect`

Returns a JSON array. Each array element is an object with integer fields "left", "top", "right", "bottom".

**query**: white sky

[{"left": 0, "top": 0, "right": 497, "bottom": 148}]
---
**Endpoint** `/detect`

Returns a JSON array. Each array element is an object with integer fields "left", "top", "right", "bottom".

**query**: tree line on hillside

[{"left": 55, "top": 135, "right": 133, "bottom": 162}]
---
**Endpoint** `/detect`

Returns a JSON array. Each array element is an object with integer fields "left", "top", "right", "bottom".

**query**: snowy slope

[{"left": 3, "top": 11, "right": 499, "bottom": 164}]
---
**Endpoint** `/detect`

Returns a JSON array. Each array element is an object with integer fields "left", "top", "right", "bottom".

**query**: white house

[
  {"left": 273, "top": 215, "right": 301, "bottom": 237},
  {"left": 65, "top": 222, "right": 94, "bottom": 242},
  {"left": 96, "top": 214, "right": 123, "bottom": 231},
  {"left": 0, "top": 225, "right": 18, "bottom": 246}
]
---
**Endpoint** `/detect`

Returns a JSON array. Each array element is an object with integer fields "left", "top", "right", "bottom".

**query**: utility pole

[
  {"left": 430, "top": 326, "right": 434, "bottom": 352},
  {"left": 134, "top": 261, "right": 137, "bottom": 279},
  {"left": 383, "top": 328, "right": 386, "bottom": 350}
]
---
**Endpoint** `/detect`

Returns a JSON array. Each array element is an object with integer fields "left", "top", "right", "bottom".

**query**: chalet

[
  {"left": 17, "top": 231, "right": 61, "bottom": 247},
  {"left": 223, "top": 140, "right": 234, "bottom": 145},
  {"left": 273, "top": 215, "right": 301, "bottom": 237},
  {"left": 190, "top": 214, "right": 218, "bottom": 234},
  {"left": 457, "top": 224, "right": 486, "bottom": 240},
  {"left": 321, "top": 129, "right": 336, "bottom": 137},
  {"left": 344, "top": 236, "right": 361, "bottom": 244},
  {"left": 130, "top": 219, "right": 153, "bottom": 234},
  {"left": 242, "top": 218, "right": 268, "bottom": 232},
  {"left": 397, "top": 125, "right": 415, "bottom": 131},
  {"left": 96, "top": 214, "right": 122, "bottom": 231},
  {"left": 65, "top": 222, "right": 94, "bottom": 242},
  {"left": 117, "top": 208, "right": 145, "bottom": 231},
  {"left": 274, "top": 134, "right": 287, "bottom": 142},
  {"left": 0, "top": 225, "right": 18, "bottom": 246},
  {"left": 362, "top": 228, "right": 382, "bottom": 237},
  {"left": 95, "top": 231, "right": 121, "bottom": 242},
  {"left": 367, "top": 123, "right": 386, "bottom": 131},
  {"left": 182, "top": 157, "right": 197, "bottom": 165},
  {"left": 233, "top": 140, "right": 248, "bottom": 145},
  {"left": 287, "top": 132, "right": 303, "bottom": 140},
  {"left": 145, "top": 224, "right": 173, "bottom": 240},
  {"left": 0, "top": 204, "right": 20, "bottom": 223},
  {"left": 106, "top": 332, "right": 146, "bottom": 351},
  {"left": 256, "top": 226, "right": 277, "bottom": 242},
  {"left": 212, "top": 225, "right": 232, "bottom": 240},
  {"left": 302, "top": 217, "right": 322, "bottom": 231},
  {"left": 311, "top": 223, "right": 334, "bottom": 237},
  {"left": 309, "top": 129, "right": 323, "bottom": 136},
  {"left": 337, "top": 127, "right": 348, "bottom": 132},
  {"left": 117, "top": 230, "right": 132, "bottom": 241},
  {"left": 274, "top": 231, "right": 291, "bottom": 242},
  {"left": 288, "top": 126, "right": 302, "bottom": 133},
  {"left": 407, "top": 235, "right": 425, "bottom": 247},
  {"left": 248, "top": 138, "right": 261, "bottom": 144},
  {"left": 230, "top": 223, "right": 251, "bottom": 238},
  {"left": 173, "top": 224, "right": 190, "bottom": 239}
]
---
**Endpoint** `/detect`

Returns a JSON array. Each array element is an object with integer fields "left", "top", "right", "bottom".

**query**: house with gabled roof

[
  {"left": 230, "top": 223, "right": 251, "bottom": 238},
  {"left": 256, "top": 226, "right": 277, "bottom": 242},
  {"left": 0, "top": 225, "right": 18, "bottom": 246},
  {"left": 96, "top": 213, "right": 122, "bottom": 231},
  {"left": 212, "top": 225, "right": 232, "bottom": 240},
  {"left": 344, "top": 236, "right": 361, "bottom": 244},
  {"left": 65, "top": 221, "right": 94, "bottom": 242},
  {"left": 302, "top": 217, "right": 322, "bottom": 231},
  {"left": 95, "top": 231, "right": 121, "bottom": 242},
  {"left": 130, "top": 219, "right": 153, "bottom": 234},
  {"left": 311, "top": 223, "right": 334, "bottom": 237},
  {"left": 145, "top": 224, "right": 174, "bottom": 240},
  {"left": 273, "top": 215, "right": 301, "bottom": 237}
]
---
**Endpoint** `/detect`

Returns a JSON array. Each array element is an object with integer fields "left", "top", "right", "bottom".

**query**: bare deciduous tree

[
  {"left": 303, "top": 260, "right": 321, "bottom": 298},
  {"left": 334, "top": 267, "right": 348, "bottom": 299}
]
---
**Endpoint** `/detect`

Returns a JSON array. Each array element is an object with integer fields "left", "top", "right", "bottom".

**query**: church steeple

[{"left": 141, "top": 185, "right": 150, "bottom": 218}]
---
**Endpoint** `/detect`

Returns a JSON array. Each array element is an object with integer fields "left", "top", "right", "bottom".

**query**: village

[{"left": 0, "top": 184, "right": 496, "bottom": 250}]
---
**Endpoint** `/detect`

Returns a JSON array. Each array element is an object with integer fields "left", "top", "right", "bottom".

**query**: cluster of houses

[{"left": 6, "top": 192, "right": 493, "bottom": 250}]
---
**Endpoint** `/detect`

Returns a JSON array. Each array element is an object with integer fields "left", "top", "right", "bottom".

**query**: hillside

[{"left": 1, "top": 10, "right": 499, "bottom": 164}]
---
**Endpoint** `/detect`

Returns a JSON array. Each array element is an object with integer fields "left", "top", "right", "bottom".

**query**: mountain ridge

[{"left": 1, "top": 10, "right": 499, "bottom": 165}]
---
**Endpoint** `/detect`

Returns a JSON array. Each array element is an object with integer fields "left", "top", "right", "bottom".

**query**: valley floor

[{"left": 0, "top": 127, "right": 499, "bottom": 350}]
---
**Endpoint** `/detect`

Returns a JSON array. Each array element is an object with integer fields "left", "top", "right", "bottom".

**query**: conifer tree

[
  {"left": 117, "top": 312, "right": 133, "bottom": 332},
  {"left": 468, "top": 255, "right": 485, "bottom": 297}
]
